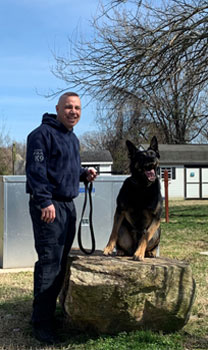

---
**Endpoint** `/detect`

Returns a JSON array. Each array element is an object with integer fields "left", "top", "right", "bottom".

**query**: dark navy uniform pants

[{"left": 29, "top": 198, "right": 76, "bottom": 326}]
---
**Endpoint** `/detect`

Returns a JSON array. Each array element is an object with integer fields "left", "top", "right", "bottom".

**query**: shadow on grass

[
  {"left": 169, "top": 205, "right": 208, "bottom": 218},
  {"left": 0, "top": 296, "right": 207, "bottom": 350},
  {"left": 0, "top": 296, "right": 185, "bottom": 349},
  {"left": 0, "top": 276, "right": 207, "bottom": 349},
  {"left": 0, "top": 296, "right": 102, "bottom": 349}
]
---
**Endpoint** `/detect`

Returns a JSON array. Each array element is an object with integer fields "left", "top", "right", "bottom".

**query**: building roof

[
  {"left": 80, "top": 150, "right": 113, "bottom": 163},
  {"left": 80, "top": 145, "right": 208, "bottom": 166},
  {"left": 157, "top": 144, "right": 208, "bottom": 165}
]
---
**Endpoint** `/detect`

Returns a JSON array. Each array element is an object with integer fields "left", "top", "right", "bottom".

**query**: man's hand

[
  {"left": 86, "top": 167, "right": 97, "bottom": 182},
  {"left": 41, "top": 204, "right": 56, "bottom": 223}
]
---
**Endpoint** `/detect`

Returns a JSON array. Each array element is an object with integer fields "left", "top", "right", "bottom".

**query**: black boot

[{"left": 32, "top": 323, "right": 59, "bottom": 344}]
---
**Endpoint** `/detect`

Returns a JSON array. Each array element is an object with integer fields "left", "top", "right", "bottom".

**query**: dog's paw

[
  {"left": 145, "top": 250, "right": 156, "bottom": 258},
  {"left": 103, "top": 247, "right": 113, "bottom": 256},
  {"left": 133, "top": 254, "right": 144, "bottom": 261}
]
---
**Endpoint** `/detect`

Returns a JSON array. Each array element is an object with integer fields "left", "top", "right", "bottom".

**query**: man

[{"left": 26, "top": 92, "right": 97, "bottom": 344}]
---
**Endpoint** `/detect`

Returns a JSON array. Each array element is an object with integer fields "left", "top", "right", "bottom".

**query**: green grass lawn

[{"left": 0, "top": 200, "right": 207, "bottom": 350}]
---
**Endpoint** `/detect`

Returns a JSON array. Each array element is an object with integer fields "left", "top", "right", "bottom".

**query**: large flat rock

[{"left": 60, "top": 250, "right": 195, "bottom": 334}]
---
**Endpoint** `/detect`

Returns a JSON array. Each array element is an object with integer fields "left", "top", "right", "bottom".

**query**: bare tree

[
  {"left": 79, "top": 96, "right": 159, "bottom": 173},
  {"left": 52, "top": 0, "right": 208, "bottom": 94},
  {"left": 80, "top": 131, "right": 106, "bottom": 152},
  {"left": 142, "top": 68, "right": 208, "bottom": 143},
  {"left": 0, "top": 119, "right": 26, "bottom": 174},
  {"left": 198, "top": 122, "right": 208, "bottom": 143},
  {"left": 51, "top": 0, "right": 208, "bottom": 143},
  {"left": 0, "top": 119, "right": 12, "bottom": 174}
]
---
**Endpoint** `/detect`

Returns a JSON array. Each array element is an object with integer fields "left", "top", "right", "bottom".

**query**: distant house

[
  {"left": 80, "top": 150, "right": 113, "bottom": 175},
  {"left": 157, "top": 144, "right": 208, "bottom": 200},
  {"left": 4, "top": 149, "right": 113, "bottom": 176}
]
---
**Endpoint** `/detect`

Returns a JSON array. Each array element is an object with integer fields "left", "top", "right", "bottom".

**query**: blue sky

[{"left": 0, "top": 0, "right": 102, "bottom": 143}]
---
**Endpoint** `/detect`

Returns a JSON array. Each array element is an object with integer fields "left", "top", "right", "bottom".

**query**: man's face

[{"left": 56, "top": 95, "right": 81, "bottom": 130}]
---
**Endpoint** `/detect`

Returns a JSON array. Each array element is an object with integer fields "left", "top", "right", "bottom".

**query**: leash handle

[{"left": 77, "top": 182, "right": 96, "bottom": 255}]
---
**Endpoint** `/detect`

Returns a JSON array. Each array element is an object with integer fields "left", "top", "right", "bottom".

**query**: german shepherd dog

[{"left": 103, "top": 136, "right": 162, "bottom": 261}]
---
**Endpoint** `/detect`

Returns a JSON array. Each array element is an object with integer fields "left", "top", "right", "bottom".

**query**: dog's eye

[
  {"left": 148, "top": 151, "right": 156, "bottom": 157},
  {"left": 145, "top": 165, "right": 154, "bottom": 171}
]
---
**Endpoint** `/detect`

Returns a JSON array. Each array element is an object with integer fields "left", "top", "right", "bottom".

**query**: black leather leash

[{"left": 77, "top": 181, "right": 96, "bottom": 255}]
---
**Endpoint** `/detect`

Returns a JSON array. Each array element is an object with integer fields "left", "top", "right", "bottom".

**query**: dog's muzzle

[{"left": 145, "top": 168, "right": 156, "bottom": 182}]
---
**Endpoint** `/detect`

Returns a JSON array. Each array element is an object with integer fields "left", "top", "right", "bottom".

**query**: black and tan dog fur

[{"left": 103, "top": 136, "right": 162, "bottom": 261}]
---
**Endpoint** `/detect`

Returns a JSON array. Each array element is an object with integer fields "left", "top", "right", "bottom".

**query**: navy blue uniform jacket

[{"left": 26, "top": 113, "right": 87, "bottom": 208}]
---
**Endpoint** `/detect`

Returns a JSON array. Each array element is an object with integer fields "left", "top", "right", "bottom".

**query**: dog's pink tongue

[{"left": 145, "top": 169, "right": 156, "bottom": 181}]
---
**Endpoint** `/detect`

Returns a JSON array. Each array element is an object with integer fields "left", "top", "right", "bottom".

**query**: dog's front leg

[
  {"left": 133, "top": 219, "right": 161, "bottom": 261},
  {"left": 103, "top": 209, "right": 124, "bottom": 256}
]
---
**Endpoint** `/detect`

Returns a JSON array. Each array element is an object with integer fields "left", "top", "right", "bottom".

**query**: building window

[{"left": 159, "top": 167, "right": 176, "bottom": 180}]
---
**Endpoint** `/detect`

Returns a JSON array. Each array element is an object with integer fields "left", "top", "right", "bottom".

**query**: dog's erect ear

[
  {"left": 126, "top": 140, "right": 138, "bottom": 158},
  {"left": 149, "top": 136, "right": 160, "bottom": 158},
  {"left": 149, "top": 136, "right": 158, "bottom": 152}
]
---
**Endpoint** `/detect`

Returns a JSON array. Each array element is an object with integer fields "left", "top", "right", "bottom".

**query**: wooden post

[
  {"left": 12, "top": 143, "right": 16, "bottom": 175},
  {"left": 164, "top": 169, "right": 169, "bottom": 223}
]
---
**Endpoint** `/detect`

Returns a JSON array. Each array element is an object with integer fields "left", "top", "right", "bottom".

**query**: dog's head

[{"left": 126, "top": 136, "right": 160, "bottom": 185}]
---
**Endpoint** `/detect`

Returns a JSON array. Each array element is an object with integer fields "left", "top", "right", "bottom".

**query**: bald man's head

[{"left": 56, "top": 92, "right": 81, "bottom": 130}]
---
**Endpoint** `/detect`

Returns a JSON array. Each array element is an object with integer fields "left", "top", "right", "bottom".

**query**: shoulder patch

[{"left": 33, "top": 149, "right": 44, "bottom": 162}]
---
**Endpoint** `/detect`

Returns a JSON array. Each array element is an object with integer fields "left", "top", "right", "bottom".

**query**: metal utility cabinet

[
  {"left": 0, "top": 175, "right": 126, "bottom": 268},
  {"left": 0, "top": 176, "right": 37, "bottom": 268}
]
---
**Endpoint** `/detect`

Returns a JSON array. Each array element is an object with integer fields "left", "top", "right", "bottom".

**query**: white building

[
  {"left": 158, "top": 144, "right": 208, "bottom": 200},
  {"left": 80, "top": 150, "right": 113, "bottom": 175}
]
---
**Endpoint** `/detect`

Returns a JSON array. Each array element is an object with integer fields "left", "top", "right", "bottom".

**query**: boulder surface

[{"left": 60, "top": 250, "right": 195, "bottom": 334}]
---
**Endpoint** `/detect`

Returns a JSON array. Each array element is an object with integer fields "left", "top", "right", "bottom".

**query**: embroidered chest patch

[{"left": 33, "top": 149, "right": 44, "bottom": 162}]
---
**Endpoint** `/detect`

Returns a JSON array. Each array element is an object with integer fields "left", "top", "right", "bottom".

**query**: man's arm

[
  {"left": 26, "top": 131, "right": 56, "bottom": 223},
  {"left": 26, "top": 131, "right": 54, "bottom": 207}
]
